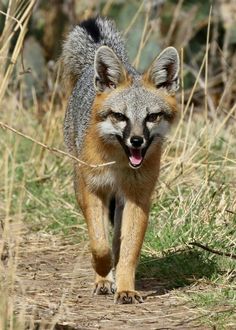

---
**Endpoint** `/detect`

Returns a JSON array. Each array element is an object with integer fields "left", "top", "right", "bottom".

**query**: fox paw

[
  {"left": 114, "top": 290, "right": 144, "bottom": 304},
  {"left": 93, "top": 280, "right": 116, "bottom": 295}
]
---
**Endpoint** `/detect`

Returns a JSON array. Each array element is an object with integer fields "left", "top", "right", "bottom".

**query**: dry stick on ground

[
  {"left": 0, "top": 121, "right": 116, "bottom": 169},
  {"left": 189, "top": 242, "right": 236, "bottom": 260}
]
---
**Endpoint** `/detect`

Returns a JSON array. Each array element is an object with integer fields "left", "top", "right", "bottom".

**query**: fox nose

[{"left": 130, "top": 135, "right": 144, "bottom": 148}]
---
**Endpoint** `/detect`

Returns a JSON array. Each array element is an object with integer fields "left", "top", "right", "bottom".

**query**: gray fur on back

[
  {"left": 62, "top": 16, "right": 139, "bottom": 154},
  {"left": 64, "top": 66, "right": 96, "bottom": 153}
]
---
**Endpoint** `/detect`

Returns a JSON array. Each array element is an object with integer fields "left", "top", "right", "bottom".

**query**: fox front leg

[
  {"left": 114, "top": 199, "right": 149, "bottom": 304},
  {"left": 79, "top": 186, "right": 114, "bottom": 295}
]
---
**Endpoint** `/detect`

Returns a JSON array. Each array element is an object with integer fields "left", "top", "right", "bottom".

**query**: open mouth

[
  {"left": 116, "top": 136, "right": 150, "bottom": 169},
  {"left": 116, "top": 135, "right": 155, "bottom": 169},
  {"left": 128, "top": 148, "right": 144, "bottom": 168}
]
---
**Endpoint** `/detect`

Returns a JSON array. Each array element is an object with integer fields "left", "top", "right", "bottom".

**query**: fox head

[{"left": 92, "top": 45, "right": 179, "bottom": 169}]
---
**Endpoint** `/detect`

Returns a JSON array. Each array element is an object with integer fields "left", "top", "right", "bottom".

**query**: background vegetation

[{"left": 0, "top": 0, "right": 235, "bottom": 329}]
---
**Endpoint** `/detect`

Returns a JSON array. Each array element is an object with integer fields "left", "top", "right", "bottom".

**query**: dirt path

[{"left": 10, "top": 233, "right": 211, "bottom": 329}]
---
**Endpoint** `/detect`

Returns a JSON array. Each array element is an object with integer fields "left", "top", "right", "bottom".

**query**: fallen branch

[
  {"left": 0, "top": 120, "right": 116, "bottom": 168},
  {"left": 189, "top": 241, "right": 236, "bottom": 260}
]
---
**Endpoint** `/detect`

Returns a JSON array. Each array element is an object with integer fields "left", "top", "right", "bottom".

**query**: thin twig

[
  {"left": 189, "top": 242, "right": 236, "bottom": 260},
  {"left": 0, "top": 121, "right": 116, "bottom": 169},
  {"left": 226, "top": 209, "right": 236, "bottom": 215},
  {"left": 19, "top": 51, "right": 31, "bottom": 75},
  {"left": 0, "top": 9, "right": 24, "bottom": 33}
]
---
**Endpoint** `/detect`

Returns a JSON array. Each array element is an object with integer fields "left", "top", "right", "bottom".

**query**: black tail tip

[{"left": 80, "top": 17, "right": 101, "bottom": 43}]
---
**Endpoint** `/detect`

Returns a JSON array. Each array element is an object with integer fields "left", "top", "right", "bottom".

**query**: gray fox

[{"left": 62, "top": 16, "right": 179, "bottom": 304}]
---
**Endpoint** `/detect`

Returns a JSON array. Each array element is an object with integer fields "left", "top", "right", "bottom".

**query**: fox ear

[
  {"left": 146, "top": 47, "right": 179, "bottom": 93},
  {"left": 94, "top": 46, "right": 126, "bottom": 92}
]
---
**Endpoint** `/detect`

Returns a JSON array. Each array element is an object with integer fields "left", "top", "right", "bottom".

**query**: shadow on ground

[{"left": 136, "top": 248, "right": 218, "bottom": 298}]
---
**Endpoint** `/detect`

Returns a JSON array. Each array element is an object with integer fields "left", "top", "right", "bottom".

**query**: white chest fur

[{"left": 86, "top": 169, "right": 118, "bottom": 191}]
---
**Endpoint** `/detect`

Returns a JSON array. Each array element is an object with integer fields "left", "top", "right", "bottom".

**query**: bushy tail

[{"left": 61, "top": 17, "right": 128, "bottom": 87}]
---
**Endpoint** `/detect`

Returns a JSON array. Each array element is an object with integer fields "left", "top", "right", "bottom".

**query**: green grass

[
  {"left": 0, "top": 106, "right": 84, "bottom": 238},
  {"left": 138, "top": 116, "right": 236, "bottom": 328}
]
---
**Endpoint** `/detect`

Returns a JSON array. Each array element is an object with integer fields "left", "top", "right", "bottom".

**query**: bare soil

[{"left": 7, "top": 231, "right": 212, "bottom": 329}]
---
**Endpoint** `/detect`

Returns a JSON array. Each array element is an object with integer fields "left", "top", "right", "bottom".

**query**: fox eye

[
  {"left": 111, "top": 112, "right": 126, "bottom": 121},
  {"left": 146, "top": 112, "right": 163, "bottom": 122}
]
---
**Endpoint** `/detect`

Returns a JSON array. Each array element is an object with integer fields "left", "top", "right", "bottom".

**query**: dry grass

[{"left": 0, "top": 1, "right": 236, "bottom": 329}]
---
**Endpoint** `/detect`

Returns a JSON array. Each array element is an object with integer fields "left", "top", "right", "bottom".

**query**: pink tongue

[{"left": 129, "top": 148, "right": 143, "bottom": 166}]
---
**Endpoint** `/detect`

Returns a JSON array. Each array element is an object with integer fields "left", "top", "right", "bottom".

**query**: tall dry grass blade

[
  {"left": 180, "top": 47, "right": 185, "bottom": 116},
  {"left": 204, "top": 6, "right": 212, "bottom": 184},
  {"left": 0, "top": 0, "right": 37, "bottom": 103},
  {"left": 164, "top": 0, "right": 184, "bottom": 47},
  {"left": 124, "top": 1, "right": 145, "bottom": 37},
  {"left": 133, "top": 5, "right": 150, "bottom": 68},
  {"left": 102, "top": 0, "right": 114, "bottom": 16}
]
